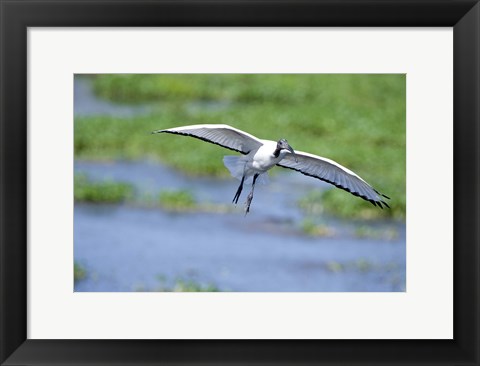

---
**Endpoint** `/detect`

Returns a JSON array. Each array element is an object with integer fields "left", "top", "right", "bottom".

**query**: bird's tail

[
  {"left": 223, "top": 156, "right": 269, "bottom": 185},
  {"left": 223, "top": 156, "right": 247, "bottom": 180}
]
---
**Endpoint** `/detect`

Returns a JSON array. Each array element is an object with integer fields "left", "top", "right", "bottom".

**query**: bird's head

[{"left": 277, "top": 139, "right": 298, "bottom": 162}]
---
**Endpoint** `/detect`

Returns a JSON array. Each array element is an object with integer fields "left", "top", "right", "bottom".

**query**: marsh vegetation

[{"left": 76, "top": 74, "right": 405, "bottom": 219}]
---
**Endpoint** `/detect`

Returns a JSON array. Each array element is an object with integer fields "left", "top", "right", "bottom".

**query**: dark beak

[{"left": 287, "top": 145, "right": 298, "bottom": 163}]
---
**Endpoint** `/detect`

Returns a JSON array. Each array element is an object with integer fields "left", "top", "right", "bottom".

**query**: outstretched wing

[
  {"left": 152, "top": 124, "right": 264, "bottom": 155},
  {"left": 277, "top": 150, "right": 390, "bottom": 208}
]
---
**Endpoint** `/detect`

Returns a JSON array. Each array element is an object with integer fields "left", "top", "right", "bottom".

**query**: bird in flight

[{"left": 152, "top": 124, "right": 390, "bottom": 215}]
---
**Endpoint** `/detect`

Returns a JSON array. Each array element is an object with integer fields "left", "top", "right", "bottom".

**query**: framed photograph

[{"left": 1, "top": 1, "right": 479, "bottom": 365}]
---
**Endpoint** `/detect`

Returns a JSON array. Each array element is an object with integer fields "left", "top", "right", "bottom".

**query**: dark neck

[{"left": 273, "top": 147, "right": 281, "bottom": 158}]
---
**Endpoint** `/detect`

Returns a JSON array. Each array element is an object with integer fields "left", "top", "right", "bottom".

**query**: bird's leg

[
  {"left": 232, "top": 175, "right": 245, "bottom": 204},
  {"left": 244, "top": 173, "right": 259, "bottom": 215}
]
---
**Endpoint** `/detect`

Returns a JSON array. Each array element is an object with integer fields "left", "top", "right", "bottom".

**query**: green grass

[
  {"left": 158, "top": 189, "right": 197, "bottom": 211},
  {"left": 325, "top": 259, "right": 376, "bottom": 274},
  {"left": 74, "top": 261, "right": 87, "bottom": 282},
  {"left": 355, "top": 225, "right": 399, "bottom": 240},
  {"left": 324, "top": 259, "right": 401, "bottom": 274},
  {"left": 147, "top": 275, "right": 221, "bottom": 292},
  {"left": 320, "top": 183, "right": 403, "bottom": 220},
  {"left": 156, "top": 189, "right": 234, "bottom": 214},
  {"left": 76, "top": 74, "right": 406, "bottom": 219},
  {"left": 169, "top": 278, "right": 220, "bottom": 292},
  {"left": 298, "top": 191, "right": 325, "bottom": 215},
  {"left": 74, "top": 174, "right": 231, "bottom": 213},
  {"left": 300, "top": 218, "right": 335, "bottom": 237},
  {"left": 74, "top": 174, "right": 133, "bottom": 203},
  {"left": 92, "top": 74, "right": 402, "bottom": 106},
  {"left": 156, "top": 189, "right": 232, "bottom": 213}
]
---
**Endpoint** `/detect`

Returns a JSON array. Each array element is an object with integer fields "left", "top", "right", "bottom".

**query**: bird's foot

[{"left": 244, "top": 192, "right": 254, "bottom": 216}]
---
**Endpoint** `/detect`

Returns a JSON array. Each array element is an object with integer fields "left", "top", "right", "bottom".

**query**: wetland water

[{"left": 74, "top": 78, "right": 406, "bottom": 292}]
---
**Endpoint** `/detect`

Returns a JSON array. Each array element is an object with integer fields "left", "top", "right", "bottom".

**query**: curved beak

[{"left": 287, "top": 145, "right": 298, "bottom": 163}]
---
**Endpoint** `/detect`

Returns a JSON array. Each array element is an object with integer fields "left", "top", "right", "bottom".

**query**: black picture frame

[{"left": 1, "top": 1, "right": 479, "bottom": 365}]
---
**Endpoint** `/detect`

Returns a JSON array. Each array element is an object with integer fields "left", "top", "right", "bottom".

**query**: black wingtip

[
  {"left": 374, "top": 189, "right": 390, "bottom": 200},
  {"left": 371, "top": 199, "right": 391, "bottom": 209}
]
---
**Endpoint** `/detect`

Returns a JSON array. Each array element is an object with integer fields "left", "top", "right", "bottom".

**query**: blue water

[
  {"left": 74, "top": 76, "right": 152, "bottom": 118},
  {"left": 74, "top": 160, "right": 406, "bottom": 292}
]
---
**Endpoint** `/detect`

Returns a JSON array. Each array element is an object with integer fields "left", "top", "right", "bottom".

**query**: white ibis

[{"left": 152, "top": 124, "right": 390, "bottom": 215}]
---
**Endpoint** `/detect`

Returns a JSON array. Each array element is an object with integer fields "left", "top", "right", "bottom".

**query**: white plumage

[{"left": 153, "top": 124, "right": 390, "bottom": 214}]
